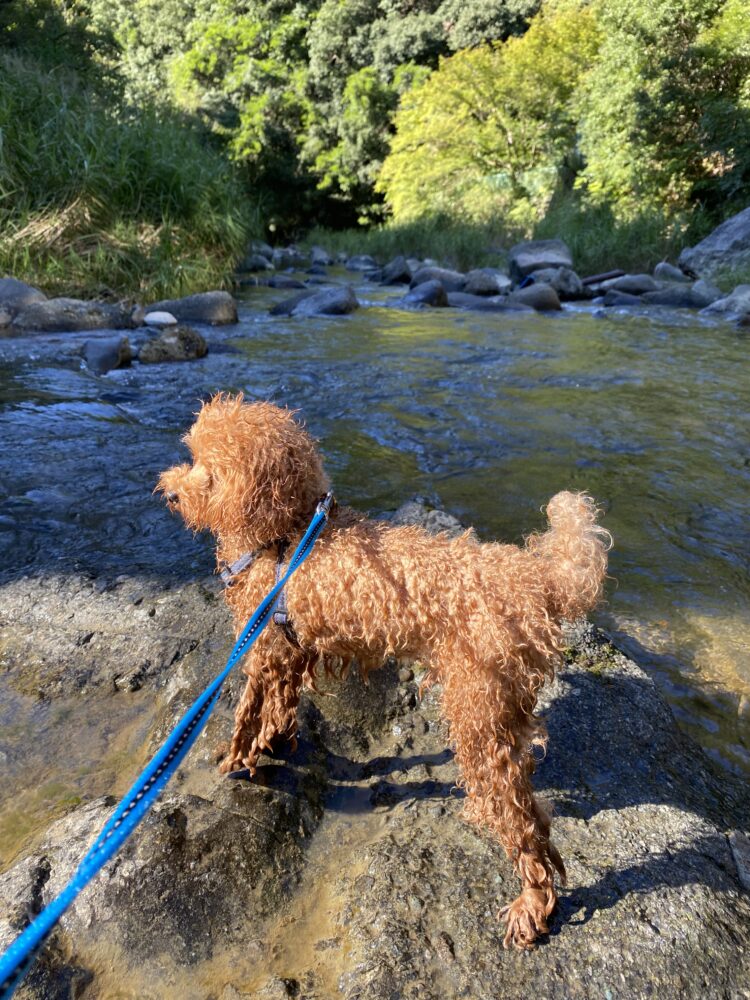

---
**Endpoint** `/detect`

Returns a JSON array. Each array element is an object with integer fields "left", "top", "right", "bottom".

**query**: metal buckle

[{"left": 316, "top": 491, "right": 334, "bottom": 519}]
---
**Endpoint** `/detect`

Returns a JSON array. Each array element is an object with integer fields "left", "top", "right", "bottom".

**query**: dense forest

[{"left": 1, "top": 0, "right": 749, "bottom": 295}]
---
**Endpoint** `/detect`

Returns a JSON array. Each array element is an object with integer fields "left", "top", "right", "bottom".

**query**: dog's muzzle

[{"left": 166, "top": 492, "right": 179, "bottom": 504}]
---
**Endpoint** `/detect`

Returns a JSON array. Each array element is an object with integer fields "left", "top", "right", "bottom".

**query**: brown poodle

[{"left": 157, "top": 394, "right": 609, "bottom": 950}]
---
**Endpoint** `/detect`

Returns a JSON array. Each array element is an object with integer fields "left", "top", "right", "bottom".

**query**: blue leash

[{"left": 0, "top": 492, "right": 334, "bottom": 999}]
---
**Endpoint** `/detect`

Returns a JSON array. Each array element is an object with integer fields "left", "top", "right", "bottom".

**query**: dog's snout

[{"left": 166, "top": 491, "right": 179, "bottom": 504}]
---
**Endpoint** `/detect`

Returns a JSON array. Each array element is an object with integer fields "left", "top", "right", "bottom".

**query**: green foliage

[
  {"left": 377, "top": 1, "right": 602, "bottom": 227},
  {"left": 0, "top": 52, "right": 253, "bottom": 298},
  {"left": 576, "top": 0, "right": 750, "bottom": 219}
]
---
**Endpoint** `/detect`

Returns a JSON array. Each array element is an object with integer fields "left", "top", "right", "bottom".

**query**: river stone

[
  {"left": 0, "top": 307, "right": 12, "bottom": 327},
  {"left": 146, "top": 291, "right": 237, "bottom": 326},
  {"left": 138, "top": 325, "right": 207, "bottom": 364},
  {"left": 641, "top": 287, "right": 717, "bottom": 309},
  {"left": 692, "top": 278, "right": 722, "bottom": 304},
  {"left": 508, "top": 238, "right": 573, "bottom": 282},
  {"left": 142, "top": 311, "right": 178, "bottom": 326},
  {"left": 402, "top": 279, "right": 449, "bottom": 307},
  {"left": 678, "top": 205, "right": 750, "bottom": 279},
  {"left": 272, "top": 245, "right": 306, "bottom": 267},
  {"left": 528, "top": 266, "right": 584, "bottom": 300},
  {"left": 509, "top": 282, "right": 562, "bottom": 311},
  {"left": 409, "top": 267, "right": 466, "bottom": 293},
  {"left": 0, "top": 277, "right": 46, "bottom": 315},
  {"left": 281, "top": 285, "right": 359, "bottom": 317},
  {"left": 446, "top": 292, "right": 532, "bottom": 312},
  {"left": 12, "top": 298, "right": 134, "bottom": 333},
  {"left": 346, "top": 255, "right": 378, "bottom": 272},
  {"left": 463, "top": 268, "right": 512, "bottom": 296},
  {"left": 267, "top": 275, "right": 306, "bottom": 290},
  {"left": 380, "top": 255, "right": 412, "bottom": 285},
  {"left": 654, "top": 261, "right": 691, "bottom": 283},
  {"left": 602, "top": 289, "right": 643, "bottom": 307},
  {"left": 240, "top": 253, "right": 274, "bottom": 272},
  {"left": 702, "top": 284, "right": 750, "bottom": 319},
  {"left": 605, "top": 273, "right": 659, "bottom": 295},
  {"left": 82, "top": 335, "right": 132, "bottom": 374},
  {"left": 310, "top": 245, "right": 333, "bottom": 266},
  {"left": 250, "top": 239, "right": 274, "bottom": 259}
]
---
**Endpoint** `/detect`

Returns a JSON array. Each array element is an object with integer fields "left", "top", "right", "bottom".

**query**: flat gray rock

[
  {"left": 289, "top": 285, "right": 359, "bottom": 317},
  {"left": 679, "top": 206, "right": 750, "bottom": 279},
  {"left": 82, "top": 335, "right": 132, "bottom": 374},
  {"left": 508, "top": 239, "right": 573, "bottom": 282},
  {"left": 409, "top": 267, "right": 466, "bottom": 293},
  {"left": 147, "top": 291, "right": 238, "bottom": 326},
  {"left": 12, "top": 298, "right": 134, "bottom": 333},
  {"left": 0, "top": 277, "right": 46, "bottom": 315},
  {"left": 402, "top": 279, "right": 449, "bottom": 307},
  {"left": 463, "top": 268, "right": 512, "bottom": 296}
]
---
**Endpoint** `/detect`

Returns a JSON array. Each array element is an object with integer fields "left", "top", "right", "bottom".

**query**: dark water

[{"left": 1, "top": 274, "right": 748, "bottom": 778}]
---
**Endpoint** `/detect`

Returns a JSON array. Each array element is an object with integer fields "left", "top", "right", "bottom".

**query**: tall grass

[
  {"left": 0, "top": 55, "right": 258, "bottom": 300},
  {"left": 306, "top": 195, "right": 717, "bottom": 277}
]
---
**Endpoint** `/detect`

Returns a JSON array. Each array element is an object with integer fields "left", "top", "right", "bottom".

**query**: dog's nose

[{"left": 166, "top": 491, "right": 179, "bottom": 504}]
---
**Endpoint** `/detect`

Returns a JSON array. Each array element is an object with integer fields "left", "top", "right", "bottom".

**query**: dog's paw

[{"left": 499, "top": 887, "right": 555, "bottom": 950}]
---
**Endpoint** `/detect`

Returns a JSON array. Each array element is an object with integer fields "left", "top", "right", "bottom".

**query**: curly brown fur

[{"left": 157, "top": 393, "right": 610, "bottom": 949}]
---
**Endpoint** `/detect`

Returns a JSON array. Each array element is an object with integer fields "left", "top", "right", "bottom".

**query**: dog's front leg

[{"left": 219, "top": 642, "right": 308, "bottom": 775}]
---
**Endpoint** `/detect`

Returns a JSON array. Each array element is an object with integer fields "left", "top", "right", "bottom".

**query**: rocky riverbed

[{"left": 1, "top": 215, "right": 750, "bottom": 997}]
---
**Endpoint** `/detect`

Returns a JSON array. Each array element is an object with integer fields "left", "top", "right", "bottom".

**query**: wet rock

[
  {"left": 463, "top": 268, "right": 512, "bottom": 296},
  {"left": 294, "top": 285, "right": 359, "bottom": 316},
  {"left": 138, "top": 325, "right": 208, "bottom": 364},
  {"left": 678, "top": 205, "right": 750, "bottom": 279},
  {"left": 272, "top": 245, "right": 307, "bottom": 267},
  {"left": 702, "top": 284, "right": 750, "bottom": 320},
  {"left": 508, "top": 238, "right": 572, "bottom": 282},
  {"left": 604, "top": 273, "right": 659, "bottom": 295},
  {"left": 654, "top": 261, "right": 690, "bottom": 283},
  {"left": 402, "top": 280, "right": 448, "bottom": 308},
  {"left": 527, "top": 266, "right": 584, "bottom": 300},
  {"left": 692, "top": 278, "right": 722, "bottom": 305},
  {"left": 240, "top": 253, "right": 274, "bottom": 272},
  {"left": 310, "top": 245, "right": 333, "bottom": 266},
  {"left": 82, "top": 335, "right": 132, "bottom": 375},
  {"left": 0, "top": 277, "right": 46, "bottom": 315},
  {"left": 306, "top": 264, "right": 329, "bottom": 277},
  {"left": 267, "top": 275, "right": 307, "bottom": 290},
  {"left": 12, "top": 298, "right": 134, "bottom": 334},
  {"left": 0, "top": 307, "right": 13, "bottom": 328},
  {"left": 380, "top": 255, "right": 412, "bottom": 285},
  {"left": 409, "top": 267, "right": 466, "bottom": 293},
  {"left": 269, "top": 290, "right": 315, "bottom": 317},
  {"left": 509, "top": 282, "right": 562, "bottom": 311},
  {"left": 446, "top": 292, "right": 531, "bottom": 312},
  {"left": 142, "top": 310, "right": 177, "bottom": 326},
  {"left": 146, "top": 291, "right": 238, "bottom": 326},
  {"left": 641, "top": 287, "right": 717, "bottom": 309},
  {"left": 346, "top": 255, "right": 378, "bottom": 272},
  {"left": 602, "top": 289, "right": 643, "bottom": 307}
]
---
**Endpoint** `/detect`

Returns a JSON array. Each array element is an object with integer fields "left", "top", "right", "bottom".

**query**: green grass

[
  {"left": 306, "top": 195, "right": 717, "bottom": 278},
  {"left": 0, "top": 54, "right": 259, "bottom": 300}
]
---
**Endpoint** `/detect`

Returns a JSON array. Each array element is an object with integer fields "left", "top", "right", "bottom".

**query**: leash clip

[{"left": 316, "top": 491, "right": 335, "bottom": 520}]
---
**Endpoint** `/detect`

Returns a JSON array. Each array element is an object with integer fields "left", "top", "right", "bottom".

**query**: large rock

[
  {"left": 146, "top": 291, "right": 238, "bottom": 326},
  {"left": 702, "top": 284, "right": 750, "bottom": 319},
  {"left": 509, "top": 282, "right": 562, "bottom": 311},
  {"left": 409, "top": 267, "right": 466, "bottom": 293},
  {"left": 0, "top": 277, "right": 46, "bottom": 315},
  {"left": 446, "top": 292, "right": 532, "bottom": 312},
  {"left": 346, "top": 255, "right": 378, "bottom": 272},
  {"left": 138, "top": 325, "right": 208, "bottom": 364},
  {"left": 678, "top": 206, "right": 750, "bottom": 278},
  {"left": 272, "top": 245, "right": 307, "bottom": 267},
  {"left": 271, "top": 285, "right": 359, "bottom": 317},
  {"left": 380, "top": 255, "right": 412, "bottom": 285},
  {"left": 654, "top": 261, "right": 690, "bottom": 283},
  {"left": 12, "top": 298, "right": 134, "bottom": 333},
  {"left": 527, "top": 266, "right": 584, "bottom": 300},
  {"left": 463, "top": 268, "right": 512, "bottom": 297},
  {"left": 82, "top": 335, "right": 132, "bottom": 374},
  {"left": 602, "top": 289, "right": 643, "bottom": 307},
  {"left": 641, "top": 287, "right": 718, "bottom": 309},
  {"left": 508, "top": 239, "right": 572, "bottom": 282},
  {"left": 267, "top": 275, "right": 306, "bottom": 290},
  {"left": 310, "top": 245, "right": 333, "bottom": 266},
  {"left": 239, "top": 253, "right": 274, "bottom": 272},
  {"left": 402, "top": 279, "right": 449, "bottom": 307},
  {"left": 605, "top": 273, "right": 659, "bottom": 295}
]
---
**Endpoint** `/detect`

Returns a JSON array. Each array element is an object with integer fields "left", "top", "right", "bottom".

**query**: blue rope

[{"left": 0, "top": 493, "right": 334, "bottom": 999}]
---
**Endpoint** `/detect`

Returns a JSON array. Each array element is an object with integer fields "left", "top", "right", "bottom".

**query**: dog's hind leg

[
  {"left": 219, "top": 641, "right": 308, "bottom": 775},
  {"left": 439, "top": 653, "right": 564, "bottom": 950}
]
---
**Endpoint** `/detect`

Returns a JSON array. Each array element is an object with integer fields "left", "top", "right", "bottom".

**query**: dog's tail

[{"left": 525, "top": 491, "right": 610, "bottom": 620}]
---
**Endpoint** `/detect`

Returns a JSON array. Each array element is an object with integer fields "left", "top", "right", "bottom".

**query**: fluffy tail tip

[{"left": 545, "top": 491, "right": 600, "bottom": 530}]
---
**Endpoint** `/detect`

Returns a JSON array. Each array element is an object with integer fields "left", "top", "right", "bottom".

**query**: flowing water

[{"left": 0, "top": 269, "right": 748, "bottom": 840}]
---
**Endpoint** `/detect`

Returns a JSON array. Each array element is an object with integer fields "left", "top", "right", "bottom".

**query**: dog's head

[{"left": 157, "top": 394, "right": 330, "bottom": 548}]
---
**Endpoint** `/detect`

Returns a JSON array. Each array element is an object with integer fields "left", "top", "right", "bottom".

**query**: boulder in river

[
  {"left": 602, "top": 289, "right": 643, "bottom": 307},
  {"left": 138, "top": 325, "right": 208, "bottom": 364},
  {"left": 310, "top": 245, "right": 333, "bottom": 266},
  {"left": 12, "top": 297, "right": 134, "bottom": 333},
  {"left": 509, "top": 282, "right": 562, "bottom": 311},
  {"left": 692, "top": 279, "right": 722, "bottom": 305},
  {"left": 402, "top": 279, "right": 449, "bottom": 307},
  {"left": 82, "top": 335, "right": 132, "bottom": 374},
  {"left": 0, "top": 277, "right": 46, "bottom": 316},
  {"left": 380, "top": 255, "right": 412, "bottom": 285},
  {"left": 604, "top": 273, "right": 659, "bottom": 295},
  {"left": 527, "top": 266, "right": 584, "bottom": 301},
  {"left": 678, "top": 206, "right": 750, "bottom": 279},
  {"left": 463, "top": 268, "right": 512, "bottom": 297},
  {"left": 240, "top": 253, "right": 274, "bottom": 272},
  {"left": 346, "top": 255, "right": 378, "bottom": 272},
  {"left": 702, "top": 283, "right": 750, "bottom": 320},
  {"left": 654, "top": 261, "right": 690, "bottom": 283},
  {"left": 641, "top": 286, "right": 719, "bottom": 309},
  {"left": 267, "top": 275, "right": 307, "bottom": 290},
  {"left": 508, "top": 238, "right": 573, "bottom": 282},
  {"left": 271, "top": 285, "right": 359, "bottom": 317},
  {"left": 146, "top": 291, "right": 238, "bottom": 326},
  {"left": 446, "top": 292, "right": 533, "bottom": 312},
  {"left": 409, "top": 267, "right": 466, "bottom": 293}
]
